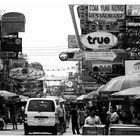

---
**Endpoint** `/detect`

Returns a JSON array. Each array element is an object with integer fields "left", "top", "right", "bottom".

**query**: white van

[{"left": 23, "top": 97, "right": 58, "bottom": 135}]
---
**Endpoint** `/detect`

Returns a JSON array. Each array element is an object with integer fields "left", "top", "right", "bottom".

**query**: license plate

[{"left": 37, "top": 118, "right": 46, "bottom": 123}]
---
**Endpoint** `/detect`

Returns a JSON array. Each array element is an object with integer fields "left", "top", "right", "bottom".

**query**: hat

[{"left": 59, "top": 98, "right": 65, "bottom": 103}]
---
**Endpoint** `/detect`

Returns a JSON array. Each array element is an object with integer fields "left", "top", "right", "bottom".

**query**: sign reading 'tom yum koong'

[{"left": 88, "top": 5, "right": 125, "bottom": 21}]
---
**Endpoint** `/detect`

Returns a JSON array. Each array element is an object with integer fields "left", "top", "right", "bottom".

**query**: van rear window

[{"left": 28, "top": 100, "right": 55, "bottom": 112}]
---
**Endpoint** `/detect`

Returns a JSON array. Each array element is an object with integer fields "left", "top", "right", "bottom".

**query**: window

[{"left": 28, "top": 100, "right": 55, "bottom": 112}]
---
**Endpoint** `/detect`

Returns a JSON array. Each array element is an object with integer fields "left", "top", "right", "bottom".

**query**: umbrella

[
  {"left": 99, "top": 75, "right": 140, "bottom": 93},
  {"left": 76, "top": 95, "right": 87, "bottom": 101},
  {"left": 0, "top": 90, "right": 19, "bottom": 100},
  {"left": 111, "top": 86, "right": 140, "bottom": 97}
]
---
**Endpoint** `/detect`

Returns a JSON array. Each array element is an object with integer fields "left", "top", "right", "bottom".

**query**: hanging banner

[{"left": 88, "top": 5, "right": 125, "bottom": 21}]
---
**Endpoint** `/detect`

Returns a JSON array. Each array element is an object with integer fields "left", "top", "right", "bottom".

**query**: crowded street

[{"left": 1, "top": 1, "right": 140, "bottom": 136}]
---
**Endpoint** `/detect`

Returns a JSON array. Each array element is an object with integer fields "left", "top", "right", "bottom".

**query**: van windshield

[{"left": 28, "top": 100, "right": 55, "bottom": 112}]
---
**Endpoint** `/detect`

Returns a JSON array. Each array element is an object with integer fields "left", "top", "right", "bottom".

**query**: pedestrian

[
  {"left": 10, "top": 103, "right": 18, "bottom": 130},
  {"left": 65, "top": 105, "right": 70, "bottom": 128},
  {"left": 99, "top": 106, "right": 107, "bottom": 124},
  {"left": 84, "top": 107, "right": 102, "bottom": 125},
  {"left": 109, "top": 105, "right": 120, "bottom": 124},
  {"left": 55, "top": 98, "right": 66, "bottom": 135},
  {"left": 70, "top": 104, "right": 81, "bottom": 135}
]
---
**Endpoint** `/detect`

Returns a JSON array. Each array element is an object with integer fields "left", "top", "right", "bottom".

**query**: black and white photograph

[{"left": 1, "top": 0, "right": 140, "bottom": 137}]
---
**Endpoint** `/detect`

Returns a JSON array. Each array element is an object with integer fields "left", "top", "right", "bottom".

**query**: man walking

[
  {"left": 55, "top": 98, "right": 66, "bottom": 135},
  {"left": 70, "top": 104, "right": 81, "bottom": 135}
]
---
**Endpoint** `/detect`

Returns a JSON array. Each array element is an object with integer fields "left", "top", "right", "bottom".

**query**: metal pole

[{"left": 69, "top": 5, "right": 85, "bottom": 51}]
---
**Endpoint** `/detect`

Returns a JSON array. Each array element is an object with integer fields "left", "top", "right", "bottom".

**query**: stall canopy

[
  {"left": 99, "top": 75, "right": 140, "bottom": 93},
  {"left": 111, "top": 86, "right": 140, "bottom": 97},
  {"left": 19, "top": 95, "right": 30, "bottom": 102},
  {"left": 76, "top": 95, "right": 87, "bottom": 101},
  {"left": 0, "top": 90, "right": 19, "bottom": 100},
  {"left": 85, "top": 90, "right": 98, "bottom": 100}
]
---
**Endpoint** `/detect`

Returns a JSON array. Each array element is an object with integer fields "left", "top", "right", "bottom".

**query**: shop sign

[
  {"left": 125, "top": 60, "right": 140, "bottom": 75},
  {"left": 89, "top": 71, "right": 108, "bottom": 84},
  {"left": 68, "top": 35, "right": 84, "bottom": 48},
  {"left": 9, "top": 59, "right": 27, "bottom": 69},
  {"left": 88, "top": 5, "right": 125, "bottom": 21},
  {"left": 9, "top": 67, "right": 45, "bottom": 80},
  {"left": 81, "top": 32, "right": 118, "bottom": 49},
  {"left": 126, "top": 5, "right": 140, "bottom": 16}
]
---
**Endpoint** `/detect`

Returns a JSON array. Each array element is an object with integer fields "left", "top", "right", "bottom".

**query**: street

[{"left": 0, "top": 121, "right": 82, "bottom": 136}]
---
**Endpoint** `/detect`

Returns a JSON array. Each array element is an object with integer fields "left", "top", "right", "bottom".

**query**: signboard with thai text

[{"left": 88, "top": 5, "right": 125, "bottom": 21}]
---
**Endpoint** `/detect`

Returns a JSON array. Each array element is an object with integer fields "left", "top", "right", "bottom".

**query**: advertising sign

[
  {"left": 9, "top": 67, "right": 45, "bottom": 80},
  {"left": 92, "top": 64, "right": 112, "bottom": 73},
  {"left": 81, "top": 31, "right": 118, "bottom": 49},
  {"left": 68, "top": 35, "right": 84, "bottom": 48},
  {"left": 9, "top": 62, "right": 45, "bottom": 80},
  {"left": 17, "top": 80, "right": 43, "bottom": 92},
  {"left": 127, "top": 5, "right": 140, "bottom": 16},
  {"left": 125, "top": 60, "right": 140, "bottom": 75},
  {"left": 88, "top": 5, "right": 125, "bottom": 21}
]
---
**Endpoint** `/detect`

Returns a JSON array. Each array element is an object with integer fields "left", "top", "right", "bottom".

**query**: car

[{"left": 23, "top": 97, "right": 58, "bottom": 135}]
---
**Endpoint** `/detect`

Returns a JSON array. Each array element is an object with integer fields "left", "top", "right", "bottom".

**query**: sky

[{"left": 0, "top": 0, "right": 139, "bottom": 79}]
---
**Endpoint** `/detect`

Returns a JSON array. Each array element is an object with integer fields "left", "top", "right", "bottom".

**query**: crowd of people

[{"left": 55, "top": 98, "right": 122, "bottom": 135}]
